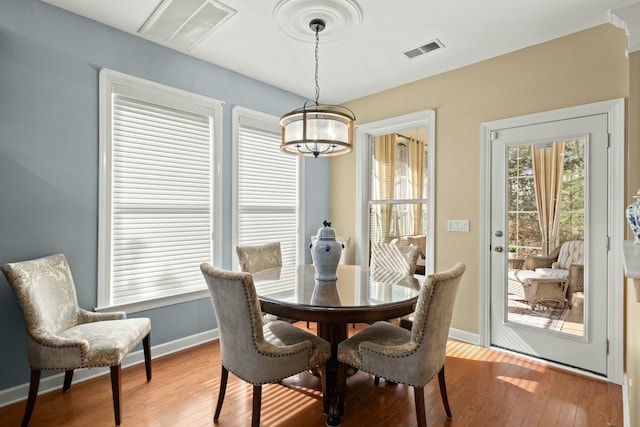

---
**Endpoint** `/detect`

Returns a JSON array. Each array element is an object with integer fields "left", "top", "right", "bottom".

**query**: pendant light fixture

[{"left": 280, "top": 19, "right": 356, "bottom": 158}]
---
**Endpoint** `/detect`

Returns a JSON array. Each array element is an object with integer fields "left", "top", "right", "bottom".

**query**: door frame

[{"left": 479, "top": 99, "right": 625, "bottom": 384}]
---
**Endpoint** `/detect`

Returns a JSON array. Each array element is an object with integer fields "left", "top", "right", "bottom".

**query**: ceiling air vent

[
  {"left": 139, "top": 0, "right": 236, "bottom": 51},
  {"left": 403, "top": 39, "right": 444, "bottom": 59}
]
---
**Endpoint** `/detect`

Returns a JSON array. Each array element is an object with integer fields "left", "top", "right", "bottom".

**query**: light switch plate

[{"left": 447, "top": 219, "right": 469, "bottom": 232}]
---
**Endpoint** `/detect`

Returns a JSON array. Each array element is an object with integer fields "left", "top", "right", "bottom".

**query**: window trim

[
  {"left": 231, "top": 106, "right": 304, "bottom": 269},
  {"left": 97, "top": 68, "right": 223, "bottom": 313},
  {"left": 355, "top": 110, "right": 435, "bottom": 273}
]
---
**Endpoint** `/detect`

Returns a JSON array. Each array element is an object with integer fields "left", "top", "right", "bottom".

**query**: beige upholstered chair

[
  {"left": 236, "top": 242, "right": 283, "bottom": 273},
  {"left": 236, "top": 242, "right": 285, "bottom": 324},
  {"left": 370, "top": 241, "right": 421, "bottom": 329},
  {"left": 1, "top": 254, "right": 152, "bottom": 426},
  {"left": 370, "top": 241, "right": 420, "bottom": 275},
  {"left": 337, "top": 263, "right": 465, "bottom": 427},
  {"left": 200, "top": 264, "right": 331, "bottom": 427}
]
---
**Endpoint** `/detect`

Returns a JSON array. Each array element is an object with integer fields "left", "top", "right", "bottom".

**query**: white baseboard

[
  {"left": 0, "top": 328, "right": 219, "bottom": 408},
  {"left": 449, "top": 327, "right": 481, "bottom": 345},
  {"left": 623, "top": 373, "right": 630, "bottom": 427}
]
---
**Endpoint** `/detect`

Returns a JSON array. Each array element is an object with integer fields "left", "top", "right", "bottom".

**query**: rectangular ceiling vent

[
  {"left": 403, "top": 39, "right": 444, "bottom": 59},
  {"left": 139, "top": 0, "right": 236, "bottom": 51}
]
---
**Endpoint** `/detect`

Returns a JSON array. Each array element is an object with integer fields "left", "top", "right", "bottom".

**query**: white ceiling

[{"left": 43, "top": 0, "right": 633, "bottom": 104}]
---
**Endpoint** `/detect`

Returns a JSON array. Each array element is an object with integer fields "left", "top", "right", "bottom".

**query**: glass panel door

[{"left": 506, "top": 139, "right": 585, "bottom": 336}]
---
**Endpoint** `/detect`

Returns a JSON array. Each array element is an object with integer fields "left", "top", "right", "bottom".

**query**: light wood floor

[{"left": 0, "top": 322, "right": 622, "bottom": 427}]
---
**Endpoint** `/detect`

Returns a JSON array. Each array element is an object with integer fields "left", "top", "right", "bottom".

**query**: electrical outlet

[{"left": 447, "top": 219, "right": 469, "bottom": 232}]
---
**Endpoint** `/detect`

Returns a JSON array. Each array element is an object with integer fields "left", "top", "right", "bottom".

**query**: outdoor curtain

[
  {"left": 373, "top": 132, "right": 426, "bottom": 241},
  {"left": 531, "top": 141, "right": 565, "bottom": 255},
  {"left": 408, "top": 134, "right": 425, "bottom": 233},
  {"left": 373, "top": 135, "right": 396, "bottom": 240}
]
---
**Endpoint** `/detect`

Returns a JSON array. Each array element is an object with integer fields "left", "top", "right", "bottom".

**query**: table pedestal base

[{"left": 317, "top": 321, "right": 348, "bottom": 426}]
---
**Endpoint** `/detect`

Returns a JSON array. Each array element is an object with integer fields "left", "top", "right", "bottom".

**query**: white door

[{"left": 490, "top": 114, "right": 608, "bottom": 375}]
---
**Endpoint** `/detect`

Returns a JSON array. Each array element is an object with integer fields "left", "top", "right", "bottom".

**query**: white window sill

[{"left": 95, "top": 289, "right": 210, "bottom": 314}]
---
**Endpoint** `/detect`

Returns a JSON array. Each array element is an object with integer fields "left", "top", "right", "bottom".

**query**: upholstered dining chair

[
  {"left": 1, "top": 253, "right": 152, "bottom": 427},
  {"left": 200, "top": 264, "right": 331, "bottom": 427},
  {"left": 236, "top": 242, "right": 285, "bottom": 324},
  {"left": 370, "top": 241, "right": 420, "bottom": 275},
  {"left": 337, "top": 263, "right": 466, "bottom": 427},
  {"left": 236, "top": 241, "right": 283, "bottom": 273},
  {"left": 370, "top": 241, "right": 421, "bottom": 330}
]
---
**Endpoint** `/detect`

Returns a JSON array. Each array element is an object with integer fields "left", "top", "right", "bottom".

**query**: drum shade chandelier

[{"left": 280, "top": 19, "right": 355, "bottom": 158}]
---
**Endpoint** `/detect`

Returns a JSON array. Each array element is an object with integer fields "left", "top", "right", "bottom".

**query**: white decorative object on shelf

[
  {"left": 626, "top": 188, "right": 640, "bottom": 244},
  {"left": 310, "top": 220, "right": 343, "bottom": 281},
  {"left": 622, "top": 240, "right": 640, "bottom": 302}
]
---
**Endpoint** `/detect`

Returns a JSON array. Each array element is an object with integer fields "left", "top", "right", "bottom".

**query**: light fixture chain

[{"left": 314, "top": 24, "right": 320, "bottom": 106}]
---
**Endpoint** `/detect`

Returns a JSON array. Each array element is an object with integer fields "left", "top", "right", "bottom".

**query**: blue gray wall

[{"left": 0, "top": 0, "right": 329, "bottom": 391}]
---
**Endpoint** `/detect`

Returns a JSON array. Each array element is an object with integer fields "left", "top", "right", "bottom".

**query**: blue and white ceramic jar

[
  {"left": 310, "top": 220, "right": 343, "bottom": 281},
  {"left": 626, "top": 189, "right": 640, "bottom": 244}
]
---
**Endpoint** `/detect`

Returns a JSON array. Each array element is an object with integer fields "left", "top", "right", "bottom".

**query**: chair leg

[
  {"left": 22, "top": 369, "right": 40, "bottom": 427},
  {"left": 110, "top": 365, "right": 122, "bottom": 426},
  {"left": 251, "top": 385, "right": 262, "bottom": 427},
  {"left": 413, "top": 386, "right": 427, "bottom": 427},
  {"left": 62, "top": 370, "right": 73, "bottom": 392},
  {"left": 438, "top": 366, "right": 452, "bottom": 418},
  {"left": 214, "top": 366, "right": 228, "bottom": 421},
  {"left": 143, "top": 333, "right": 152, "bottom": 381}
]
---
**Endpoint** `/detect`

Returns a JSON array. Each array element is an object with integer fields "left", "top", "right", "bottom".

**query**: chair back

[
  {"left": 235, "top": 242, "right": 282, "bottom": 273},
  {"left": 370, "top": 242, "right": 419, "bottom": 275},
  {"left": 555, "top": 240, "right": 584, "bottom": 269},
  {"left": 2, "top": 254, "right": 80, "bottom": 336},
  {"left": 410, "top": 263, "right": 465, "bottom": 374},
  {"left": 200, "top": 264, "right": 265, "bottom": 374}
]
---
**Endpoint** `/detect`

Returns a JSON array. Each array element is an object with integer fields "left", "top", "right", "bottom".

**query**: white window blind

[
  {"left": 233, "top": 107, "right": 300, "bottom": 295},
  {"left": 98, "top": 69, "right": 223, "bottom": 312}
]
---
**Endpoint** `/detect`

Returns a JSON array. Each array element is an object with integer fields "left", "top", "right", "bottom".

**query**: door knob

[{"left": 494, "top": 246, "right": 503, "bottom": 253}]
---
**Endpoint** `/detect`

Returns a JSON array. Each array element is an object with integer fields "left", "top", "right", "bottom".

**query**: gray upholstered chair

[
  {"left": 370, "top": 241, "right": 421, "bottom": 330},
  {"left": 1, "top": 253, "right": 152, "bottom": 426},
  {"left": 370, "top": 241, "right": 420, "bottom": 275},
  {"left": 200, "top": 264, "right": 331, "bottom": 427},
  {"left": 337, "top": 263, "right": 466, "bottom": 427},
  {"left": 236, "top": 241, "right": 283, "bottom": 273},
  {"left": 236, "top": 242, "right": 285, "bottom": 324}
]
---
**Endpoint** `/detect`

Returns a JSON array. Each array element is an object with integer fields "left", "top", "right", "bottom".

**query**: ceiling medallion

[{"left": 273, "top": 0, "right": 363, "bottom": 43}]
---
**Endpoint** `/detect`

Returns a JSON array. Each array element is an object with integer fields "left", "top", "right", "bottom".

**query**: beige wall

[
  {"left": 331, "top": 23, "right": 629, "bottom": 334},
  {"left": 626, "top": 50, "right": 640, "bottom": 427}
]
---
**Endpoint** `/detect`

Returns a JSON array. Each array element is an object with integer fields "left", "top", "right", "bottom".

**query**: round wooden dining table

[{"left": 252, "top": 264, "right": 424, "bottom": 426}]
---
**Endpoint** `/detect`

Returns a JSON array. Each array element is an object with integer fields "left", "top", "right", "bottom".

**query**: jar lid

[{"left": 317, "top": 220, "right": 336, "bottom": 239}]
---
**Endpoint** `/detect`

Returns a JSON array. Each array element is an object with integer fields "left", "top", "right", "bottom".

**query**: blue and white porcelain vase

[
  {"left": 310, "top": 220, "right": 343, "bottom": 281},
  {"left": 626, "top": 189, "right": 640, "bottom": 244}
]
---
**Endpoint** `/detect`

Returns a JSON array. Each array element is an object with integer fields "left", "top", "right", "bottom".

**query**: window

[
  {"left": 98, "top": 68, "right": 222, "bottom": 313},
  {"left": 369, "top": 131, "right": 429, "bottom": 245},
  {"left": 507, "top": 139, "right": 585, "bottom": 258},
  {"left": 355, "top": 110, "right": 435, "bottom": 273},
  {"left": 232, "top": 107, "right": 300, "bottom": 290}
]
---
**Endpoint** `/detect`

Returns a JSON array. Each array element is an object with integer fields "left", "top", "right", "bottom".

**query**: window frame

[
  {"left": 231, "top": 106, "right": 303, "bottom": 270},
  {"left": 355, "top": 110, "right": 435, "bottom": 273},
  {"left": 97, "top": 68, "right": 223, "bottom": 313}
]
